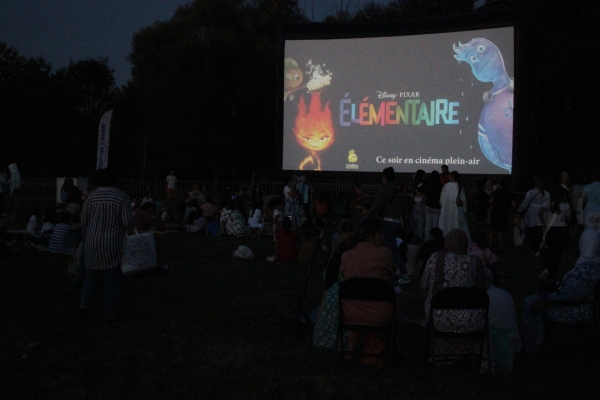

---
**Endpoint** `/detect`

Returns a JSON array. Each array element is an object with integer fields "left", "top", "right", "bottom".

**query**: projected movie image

[{"left": 282, "top": 27, "right": 514, "bottom": 174}]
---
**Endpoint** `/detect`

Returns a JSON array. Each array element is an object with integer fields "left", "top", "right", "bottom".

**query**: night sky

[{"left": 0, "top": 0, "right": 393, "bottom": 86}]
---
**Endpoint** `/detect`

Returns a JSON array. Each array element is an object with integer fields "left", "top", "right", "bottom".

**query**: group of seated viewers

[
  {"left": 313, "top": 216, "right": 600, "bottom": 373},
  {"left": 23, "top": 181, "right": 268, "bottom": 253},
  {"left": 130, "top": 184, "right": 264, "bottom": 238},
  {"left": 25, "top": 179, "right": 89, "bottom": 253},
  {"left": 19, "top": 176, "right": 600, "bottom": 373}
]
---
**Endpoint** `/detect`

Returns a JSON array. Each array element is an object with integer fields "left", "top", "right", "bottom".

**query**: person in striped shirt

[{"left": 79, "top": 168, "right": 134, "bottom": 320}]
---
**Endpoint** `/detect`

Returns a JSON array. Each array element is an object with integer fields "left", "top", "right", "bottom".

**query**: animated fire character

[{"left": 293, "top": 93, "right": 335, "bottom": 171}]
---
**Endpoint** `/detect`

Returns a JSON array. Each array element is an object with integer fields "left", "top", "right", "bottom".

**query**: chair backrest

[
  {"left": 431, "top": 287, "right": 489, "bottom": 311},
  {"left": 339, "top": 277, "right": 396, "bottom": 303}
]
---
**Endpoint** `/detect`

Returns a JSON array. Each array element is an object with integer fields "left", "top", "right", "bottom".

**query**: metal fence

[{"left": 3, "top": 177, "right": 528, "bottom": 220}]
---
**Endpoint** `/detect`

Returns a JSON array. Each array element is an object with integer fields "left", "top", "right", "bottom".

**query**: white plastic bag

[
  {"left": 121, "top": 229, "right": 157, "bottom": 275},
  {"left": 233, "top": 245, "right": 255, "bottom": 259},
  {"left": 513, "top": 225, "right": 525, "bottom": 247}
]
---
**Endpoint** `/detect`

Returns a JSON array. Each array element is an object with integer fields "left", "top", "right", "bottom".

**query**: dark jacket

[{"left": 369, "top": 182, "right": 404, "bottom": 220}]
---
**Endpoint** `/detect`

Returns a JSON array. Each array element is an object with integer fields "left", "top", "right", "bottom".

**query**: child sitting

[
  {"left": 48, "top": 212, "right": 75, "bottom": 253},
  {"left": 185, "top": 209, "right": 206, "bottom": 233},
  {"left": 205, "top": 215, "right": 220, "bottom": 236},
  {"left": 275, "top": 217, "right": 299, "bottom": 263},
  {"left": 26, "top": 206, "right": 43, "bottom": 236},
  {"left": 468, "top": 232, "right": 499, "bottom": 267},
  {"left": 133, "top": 202, "right": 156, "bottom": 232},
  {"left": 247, "top": 201, "right": 263, "bottom": 235}
]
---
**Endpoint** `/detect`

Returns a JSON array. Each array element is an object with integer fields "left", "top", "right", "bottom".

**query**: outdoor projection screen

[{"left": 281, "top": 25, "right": 514, "bottom": 174}]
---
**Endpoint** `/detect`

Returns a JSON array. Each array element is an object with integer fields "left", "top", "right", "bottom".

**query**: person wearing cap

[{"left": 517, "top": 176, "right": 550, "bottom": 251}]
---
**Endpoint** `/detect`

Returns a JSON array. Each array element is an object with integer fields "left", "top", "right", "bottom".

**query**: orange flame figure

[{"left": 293, "top": 93, "right": 335, "bottom": 171}]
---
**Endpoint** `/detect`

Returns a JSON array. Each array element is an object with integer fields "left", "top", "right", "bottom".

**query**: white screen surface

[{"left": 282, "top": 26, "right": 514, "bottom": 174}]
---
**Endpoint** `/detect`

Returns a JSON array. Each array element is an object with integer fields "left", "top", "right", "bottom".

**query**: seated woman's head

[
  {"left": 353, "top": 217, "right": 383, "bottom": 246},
  {"left": 444, "top": 229, "right": 469, "bottom": 255}
]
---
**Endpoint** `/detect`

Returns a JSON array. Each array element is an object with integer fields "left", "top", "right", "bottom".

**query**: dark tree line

[
  {"left": 0, "top": 42, "right": 117, "bottom": 177},
  {"left": 2, "top": 0, "right": 599, "bottom": 186}
]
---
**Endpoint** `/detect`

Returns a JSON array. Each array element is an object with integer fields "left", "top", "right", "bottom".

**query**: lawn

[{"left": 1, "top": 222, "right": 599, "bottom": 399}]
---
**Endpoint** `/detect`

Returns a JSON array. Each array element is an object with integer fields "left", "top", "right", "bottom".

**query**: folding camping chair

[
  {"left": 427, "top": 287, "right": 490, "bottom": 376},
  {"left": 336, "top": 277, "right": 397, "bottom": 374}
]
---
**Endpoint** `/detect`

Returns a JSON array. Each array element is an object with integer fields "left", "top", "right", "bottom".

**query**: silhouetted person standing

[{"left": 79, "top": 168, "right": 133, "bottom": 320}]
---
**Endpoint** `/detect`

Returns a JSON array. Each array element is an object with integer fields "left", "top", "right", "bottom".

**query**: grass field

[{"left": 1, "top": 220, "right": 599, "bottom": 399}]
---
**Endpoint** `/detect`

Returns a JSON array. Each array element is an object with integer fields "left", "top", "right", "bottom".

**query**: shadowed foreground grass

[{"left": 1, "top": 228, "right": 599, "bottom": 399}]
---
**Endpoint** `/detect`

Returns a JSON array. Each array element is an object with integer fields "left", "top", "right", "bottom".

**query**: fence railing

[{"left": 3, "top": 178, "right": 528, "bottom": 221}]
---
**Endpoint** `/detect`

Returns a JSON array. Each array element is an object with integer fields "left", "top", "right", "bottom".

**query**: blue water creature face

[{"left": 453, "top": 38, "right": 502, "bottom": 83}]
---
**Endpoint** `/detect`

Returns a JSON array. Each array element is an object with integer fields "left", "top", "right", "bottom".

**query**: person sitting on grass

[
  {"left": 247, "top": 201, "right": 263, "bottom": 235},
  {"left": 484, "top": 268, "right": 522, "bottom": 373},
  {"left": 205, "top": 215, "right": 220, "bottom": 236},
  {"left": 184, "top": 208, "right": 206, "bottom": 234},
  {"left": 220, "top": 200, "right": 246, "bottom": 236},
  {"left": 468, "top": 232, "right": 499, "bottom": 268},
  {"left": 133, "top": 202, "right": 156, "bottom": 232},
  {"left": 41, "top": 204, "right": 57, "bottom": 244},
  {"left": 330, "top": 219, "right": 352, "bottom": 258},
  {"left": 275, "top": 217, "right": 299, "bottom": 263},
  {"left": 521, "top": 228, "right": 600, "bottom": 354},
  {"left": 26, "top": 206, "right": 43, "bottom": 236},
  {"left": 200, "top": 197, "right": 219, "bottom": 219},
  {"left": 141, "top": 192, "right": 154, "bottom": 207},
  {"left": 48, "top": 212, "right": 76, "bottom": 253},
  {"left": 184, "top": 198, "right": 199, "bottom": 222},
  {"left": 157, "top": 204, "right": 171, "bottom": 232}
]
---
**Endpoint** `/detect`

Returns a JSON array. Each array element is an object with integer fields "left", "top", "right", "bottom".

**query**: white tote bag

[{"left": 121, "top": 228, "right": 157, "bottom": 275}]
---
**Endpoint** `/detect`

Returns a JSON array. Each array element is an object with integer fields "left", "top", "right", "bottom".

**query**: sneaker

[{"left": 397, "top": 276, "right": 411, "bottom": 285}]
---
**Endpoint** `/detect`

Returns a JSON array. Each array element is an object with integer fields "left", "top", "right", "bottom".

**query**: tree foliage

[
  {"left": 119, "top": 0, "right": 306, "bottom": 177},
  {"left": 0, "top": 42, "right": 118, "bottom": 176},
  {"left": 2, "top": 0, "right": 599, "bottom": 182}
]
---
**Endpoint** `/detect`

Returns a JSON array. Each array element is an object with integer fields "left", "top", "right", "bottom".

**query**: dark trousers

[
  {"left": 80, "top": 268, "right": 123, "bottom": 319},
  {"left": 301, "top": 202, "right": 311, "bottom": 223},
  {"left": 380, "top": 219, "right": 406, "bottom": 275},
  {"left": 528, "top": 225, "right": 543, "bottom": 251},
  {"left": 543, "top": 227, "right": 569, "bottom": 280}
]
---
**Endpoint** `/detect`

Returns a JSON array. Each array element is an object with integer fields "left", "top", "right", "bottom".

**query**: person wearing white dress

[{"left": 438, "top": 171, "right": 470, "bottom": 240}]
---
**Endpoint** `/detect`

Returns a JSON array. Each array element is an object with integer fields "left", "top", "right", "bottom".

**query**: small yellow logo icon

[{"left": 348, "top": 149, "right": 358, "bottom": 163}]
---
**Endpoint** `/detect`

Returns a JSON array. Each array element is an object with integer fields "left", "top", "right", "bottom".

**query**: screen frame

[{"left": 277, "top": 9, "right": 523, "bottom": 176}]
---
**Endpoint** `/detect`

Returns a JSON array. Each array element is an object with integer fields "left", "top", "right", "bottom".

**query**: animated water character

[
  {"left": 293, "top": 93, "right": 334, "bottom": 171},
  {"left": 453, "top": 38, "right": 513, "bottom": 172}
]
